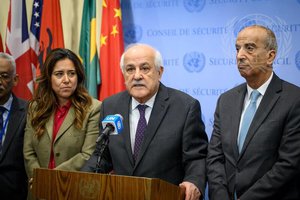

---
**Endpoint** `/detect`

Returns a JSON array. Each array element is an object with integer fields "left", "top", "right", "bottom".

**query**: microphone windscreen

[{"left": 101, "top": 114, "right": 124, "bottom": 135}]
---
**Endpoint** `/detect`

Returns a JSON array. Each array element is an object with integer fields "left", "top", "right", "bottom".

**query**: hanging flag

[
  {"left": 29, "top": 0, "right": 43, "bottom": 85},
  {"left": 99, "top": 0, "right": 125, "bottom": 100},
  {"left": 0, "top": 34, "right": 3, "bottom": 52},
  {"left": 6, "top": 0, "right": 34, "bottom": 100},
  {"left": 38, "top": 0, "right": 64, "bottom": 70},
  {"left": 79, "top": 0, "right": 100, "bottom": 98}
]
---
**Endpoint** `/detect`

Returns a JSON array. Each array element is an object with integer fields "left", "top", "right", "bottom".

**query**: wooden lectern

[{"left": 32, "top": 168, "right": 185, "bottom": 200}]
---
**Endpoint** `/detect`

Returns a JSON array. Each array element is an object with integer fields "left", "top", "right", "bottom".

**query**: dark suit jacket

[
  {"left": 207, "top": 74, "right": 300, "bottom": 200},
  {"left": 0, "top": 95, "right": 28, "bottom": 200},
  {"left": 82, "top": 83, "right": 208, "bottom": 194}
]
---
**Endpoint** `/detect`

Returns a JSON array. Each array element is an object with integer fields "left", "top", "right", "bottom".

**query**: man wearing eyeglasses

[{"left": 0, "top": 52, "right": 28, "bottom": 199}]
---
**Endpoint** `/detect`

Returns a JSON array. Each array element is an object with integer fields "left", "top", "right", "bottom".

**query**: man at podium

[{"left": 82, "top": 43, "right": 208, "bottom": 200}]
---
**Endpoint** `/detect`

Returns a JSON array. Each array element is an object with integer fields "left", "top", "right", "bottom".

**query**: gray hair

[
  {"left": 120, "top": 43, "right": 163, "bottom": 73},
  {"left": 0, "top": 52, "right": 16, "bottom": 74},
  {"left": 243, "top": 25, "right": 278, "bottom": 53}
]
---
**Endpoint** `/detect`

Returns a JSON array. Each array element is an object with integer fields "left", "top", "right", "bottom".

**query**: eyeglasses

[
  {"left": 52, "top": 70, "right": 77, "bottom": 79},
  {"left": 0, "top": 73, "right": 12, "bottom": 81}
]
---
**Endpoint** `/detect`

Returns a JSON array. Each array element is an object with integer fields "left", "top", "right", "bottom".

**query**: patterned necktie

[
  {"left": 238, "top": 90, "right": 261, "bottom": 153},
  {"left": 0, "top": 106, "right": 6, "bottom": 154},
  {"left": 133, "top": 104, "right": 148, "bottom": 162}
]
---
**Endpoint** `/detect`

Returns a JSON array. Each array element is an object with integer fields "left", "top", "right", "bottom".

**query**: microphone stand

[{"left": 95, "top": 126, "right": 112, "bottom": 173}]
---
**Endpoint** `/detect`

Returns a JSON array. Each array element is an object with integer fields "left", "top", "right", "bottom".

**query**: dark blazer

[
  {"left": 207, "top": 74, "right": 300, "bottom": 200},
  {"left": 82, "top": 83, "right": 208, "bottom": 194},
  {"left": 0, "top": 95, "right": 28, "bottom": 200}
]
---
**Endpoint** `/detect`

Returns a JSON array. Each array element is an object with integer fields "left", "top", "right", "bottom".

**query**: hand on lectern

[{"left": 179, "top": 181, "right": 201, "bottom": 200}]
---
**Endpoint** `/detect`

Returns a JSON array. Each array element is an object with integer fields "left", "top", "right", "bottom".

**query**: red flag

[
  {"left": 38, "top": 0, "right": 64, "bottom": 69},
  {"left": 6, "top": 0, "right": 33, "bottom": 100},
  {"left": 99, "top": 0, "right": 125, "bottom": 100},
  {"left": 0, "top": 34, "right": 3, "bottom": 52}
]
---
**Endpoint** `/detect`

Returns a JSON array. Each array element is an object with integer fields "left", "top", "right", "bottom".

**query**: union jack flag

[{"left": 6, "top": 0, "right": 34, "bottom": 100}]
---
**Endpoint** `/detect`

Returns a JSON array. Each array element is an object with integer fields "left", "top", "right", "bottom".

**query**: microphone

[
  {"left": 96, "top": 114, "right": 124, "bottom": 143},
  {"left": 94, "top": 114, "right": 123, "bottom": 173},
  {"left": 101, "top": 114, "right": 124, "bottom": 135}
]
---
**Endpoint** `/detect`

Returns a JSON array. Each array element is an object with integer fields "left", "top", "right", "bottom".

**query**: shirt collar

[
  {"left": 246, "top": 72, "right": 273, "bottom": 100},
  {"left": 57, "top": 100, "right": 72, "bottom": 111},
  {"left": 0, "top": 94, "right": 13, "bottom": 111},
  {"left": 131, "top": 92, "right": 157, "bottom": 111}
]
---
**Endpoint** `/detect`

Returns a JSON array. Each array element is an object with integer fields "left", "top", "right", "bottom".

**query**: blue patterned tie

[
  {"left": 0, "top": 106, "right": 6, "bottom": 154},
  {"left": 133, "top": 104, "right": 148, "bottom": 162},
  {"left": 238, "top": 90, "right": 261, "bottom": 153}
]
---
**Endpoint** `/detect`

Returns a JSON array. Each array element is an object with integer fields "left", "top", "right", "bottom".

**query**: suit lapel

[
  {"left": 118, "top": 93, "right": 135, "bottom": 166},
  {"left": 54, "top": 107, "right": 75, "bottom": 143},
  {"left": 45, "top": 114, "right": 54, "bottom": 140},
  {"left": 0, "top": 98, "right": 26, "bottom": 158},
  {"left": 134, "top": 84, "right": 169, "bottom": 167},
  {"left": 239, "top": 74, "right": 282, "bottom": 158},
  {"left": 232, "top": 85, "right": 247, "bottom": 160}
]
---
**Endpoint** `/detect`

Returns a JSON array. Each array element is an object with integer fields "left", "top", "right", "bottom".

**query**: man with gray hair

[
  {"left": 207, "top": 25, "right": 300, "bottom": 200},
  {"left": 82, "top": 43, "right": 208, "bottom": 200},
  {"left": 0, "top": 52, "right": 28, "bottom": 199}
]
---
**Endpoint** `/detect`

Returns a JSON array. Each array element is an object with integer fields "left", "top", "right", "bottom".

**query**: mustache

[
  {"left": 238, "top": 62, "right": 245, "bottom": 65},
  {"left": 237, "top": 59, "right": 247, "bottom": 65},
  {"left": 132, "top": 81, "right": 145, "bottom": 86}
]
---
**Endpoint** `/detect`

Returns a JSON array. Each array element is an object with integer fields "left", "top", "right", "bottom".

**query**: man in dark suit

[
  {"left": 82, "top": 43, "right": 208, "bottom": 200},
  {"left": 0, "top": 53, "right": 28, "bottom": 199},
  {"left": 207, "top": 25, "right": 300, "bottom": 200}
]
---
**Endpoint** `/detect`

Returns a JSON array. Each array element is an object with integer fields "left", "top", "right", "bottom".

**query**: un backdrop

[
  {"left": 121, "top": 1, "right": 300, "bottom": 197},
  {"left": 121, "top": 0, "right": 300, "bottom": 141},
  {"left": 1, "top": 0, "right": 299, "bottom": 138},
  {"left": 0, "top": 0, "right": 300, "bottom": 199}
]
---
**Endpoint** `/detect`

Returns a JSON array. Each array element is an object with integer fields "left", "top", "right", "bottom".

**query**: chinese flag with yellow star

[{"left": 99, "top": 0, "right": 125, "bottom": 100}]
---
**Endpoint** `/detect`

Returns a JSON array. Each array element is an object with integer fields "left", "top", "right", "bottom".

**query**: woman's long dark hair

[{"left": 29, "top": 48, "right": 92, "bottom": 139}]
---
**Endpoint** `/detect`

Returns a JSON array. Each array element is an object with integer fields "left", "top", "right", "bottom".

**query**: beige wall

[
  {"left": 0, "top": 0, "right": 102, "bottom": 54},
  {"left": 0, "top": 0, "right": 10, "bottom": 45}
]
